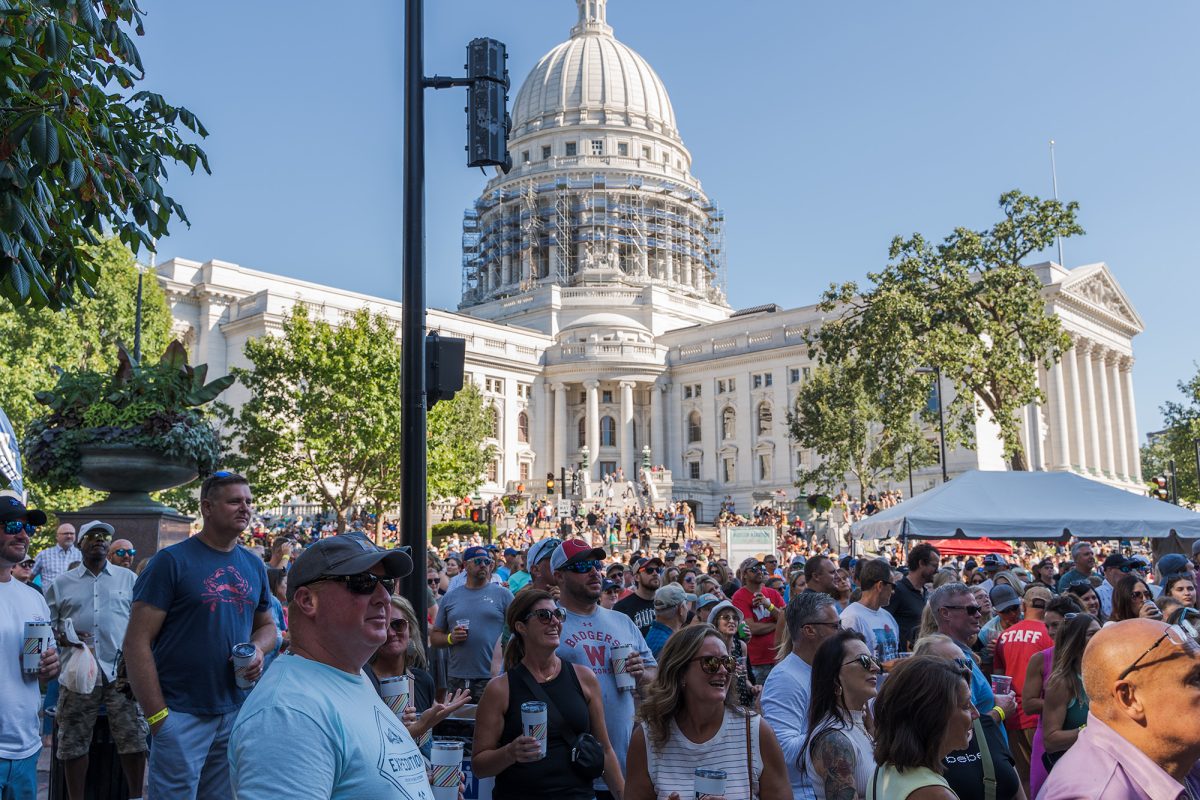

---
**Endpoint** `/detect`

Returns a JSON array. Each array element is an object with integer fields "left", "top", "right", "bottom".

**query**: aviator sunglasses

[{"left": 690, "top": 654, "right": 738, "bottom": 674}]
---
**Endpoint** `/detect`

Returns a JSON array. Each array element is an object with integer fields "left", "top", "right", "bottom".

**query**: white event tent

[{"left": 851, "top": 470, "right": 1200, "bottom": 541}]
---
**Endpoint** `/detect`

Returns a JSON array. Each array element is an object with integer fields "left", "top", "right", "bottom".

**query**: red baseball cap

[{"left": 550, "top": 539, "right": 606, "bottom": 571}]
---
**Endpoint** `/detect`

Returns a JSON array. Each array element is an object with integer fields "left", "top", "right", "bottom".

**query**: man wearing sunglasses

[
  {"left": 107, "top": 538, "right": 137, "bottom": 570},
  {"left": 552, "top": 539, "right": 656, "bottom": 800},
  {"left": 230, "top": 533, "right": 441, "bottom": 798},
  {"left": 1040, "top": 619, "right": 1200, "bottom": 799},
  {"left": 125, "top": 471, "right": 277, "bottom": 800},
  {"left": 1096, "top": 552, "right": 1131, "bottom": 618},
  {"left": 432, "top": 545, "right": 512, "bottom": 703},
  {"left": 612, "top": 556, "right": 662, "bottom": 636},
  {"left": 0, "top": 496, "right": 59, "bottom": 799}
]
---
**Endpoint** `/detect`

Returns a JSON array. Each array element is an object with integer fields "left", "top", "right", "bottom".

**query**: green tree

[
  {"left": 1141, "top": 364, "right": 1200, "bottom": 505},
  {"left": 0, "top": 237, "right": 173, "bottom": 542},
  {"left": 787, "top": 360, "right": 933, "bottom": 501},
  {"left": 428, "top": 381, "right": 496, "bottom": 504},
  {"left": 0, "top": 0, "right": 208, "bottom": 309},
  {"left": 811, "top": 190, "right": 1083, "bottom": 471}
]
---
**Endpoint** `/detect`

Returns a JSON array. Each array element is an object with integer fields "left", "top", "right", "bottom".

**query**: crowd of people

[{"left": 6, "top": 475, "right": 1200, "bottom": 799}]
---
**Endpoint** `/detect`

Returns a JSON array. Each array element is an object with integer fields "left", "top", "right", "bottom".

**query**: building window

[
  {"left": 599, "top": 461, "right": 617, "bottom": 477},
  {"left": 517, "top": 412, "right": 529, "bottom": 443},
  {"left": 485, "top": 376, "right": 504, "bottom": 394},
  {"left": 600, "top": 416, "right": 616, "bottom": 447},
  {"left": 602, "top": 389, "right": 613, "bottom": 404},
  {"left": 683, "top": 385, "right": 692, "bottom": 400},
  {"left": 717, "top": 380, "right": 726, "bottom": 394},
  {"left": 758, "top": 453, "right": 772, "bottom": 481},
  {"left": 565, "top": 142, "right": 577, "bottom": 156},
  {"left": 580, "top": 392, "right": 587, "bottom": 404},
  {"left": 721, "top": 407, "right": 736, "bottom": 440},
  {"left": 688, "top": 461, "right": 701, "bottom": 480},
  {"left": 752, "top": 372, "right": 773, "bottom": 389},
  {"left": 489, "top": 406, "right": 500, "bottom": 439},
  {"left": 486, "top": 459, "right": 498, "bottom": 482},
  {"left": 803, "top": 366, "right": 811, "bottom": 381},
  {"left": 642, "top": 145, "right": 651, "bottom": 159},
  {"left": 789, "top": 368, "right": 800, "bottom": 384},
  {"left": 517, "top": 382, "right": 532, "bottom": 400},
  {"left": 519, "top": 461, "right": 530, "bottom": 480},
  {"left": 690, "top": 383, "right": 701, "bottom": 398},
  {"left": 591, "top": 139, "right": 604, "bottom": 155},
  {"left": 542, "top": 145, "right": 551, "bottom": 160},
  {"left": 617, "top": 142, "right": 629, "bottom": 156},
  {"left": 722, "top": 456, "right": 736, "bottom": 483},
  {"left": 521, "top": 150, "right": 530, "bottom": 163},
  {"left": 756, "top": 402, "right": 773, "bottom": 435},
  {"left": 578, "top": 417, "right": 586, "bottom": 448},
  {"left": 687, "top": 411, "right": 702, "bottom": 443},
  {"left": 662, "top": 152, "right": 669, "bottom": 163}
]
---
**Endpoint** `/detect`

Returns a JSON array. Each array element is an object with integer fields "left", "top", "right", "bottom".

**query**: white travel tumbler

[
  {"left": 379, "top": 675, "right": 410, "bottom": 717},
  {"left": 431, "top": 739, "right": 463, "bottom": 800},
  {"left": 521, "top": 701, "right": 547, "bottom": 758}
]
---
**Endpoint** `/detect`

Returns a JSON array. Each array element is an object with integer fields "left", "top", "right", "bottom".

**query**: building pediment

[{"left": 1058, "top": 264, "right": 1144, "bottom": 333}]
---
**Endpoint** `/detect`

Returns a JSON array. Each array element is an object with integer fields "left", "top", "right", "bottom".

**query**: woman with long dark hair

[
  {"left": 801, "top": 630, "right": 878, "bottom": 799},
  {"left": 1063, "top": 581, "right": 1104, "bottom": 621},
  {"left": 1164, "top": 573, "right": 1198, "bottom": 610},
  {"left": 1108, "top": 574, "right": 1160, "bottom": 623},
  {"left": 473, "top": 590, "right": 623, "bottom": 800},
  {"left": 1041, "top": 613, "right": 1101, "bottom": 765},
  {"left": 1023, "top": 595, "right": 1083, "bottom": 798},
  {"left": 626, "top": 624, "right": 789, "bottom": 799}
]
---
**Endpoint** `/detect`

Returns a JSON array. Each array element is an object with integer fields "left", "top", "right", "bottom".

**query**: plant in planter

[{"left": 22, "top": 340, "right": 233, "bottom": 508}]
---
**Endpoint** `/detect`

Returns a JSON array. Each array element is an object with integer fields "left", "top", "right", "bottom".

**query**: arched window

[
  {"left": 756, "top": 402, "right": 773, "bottom": 435},
  {"left": 687, "top": 411, "right": 702, "bottom": 443},
  {"left": 517, "top": 412, "right": 529, "bottom": 444},
  {"left": 721, "top": 407, "right": 736, "bottom": 440},
  {"left": 600, "top": 416, "right": 616, "bottom": 447},
  {"left": 490, "top": 406, "right": 500, "bottom": 439},
  {"left": 578, "top": 417, "right": 586, "bottom": 448}
]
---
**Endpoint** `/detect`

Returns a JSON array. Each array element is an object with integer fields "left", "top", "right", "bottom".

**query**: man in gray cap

[
  {"left": 229, "top": 532, "right": 439, "bottom": 797},
  {"left": 644, "top": 583, "right": 687, "bottom": 658}
]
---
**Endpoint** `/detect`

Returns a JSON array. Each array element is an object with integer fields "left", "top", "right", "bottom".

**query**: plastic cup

[
  {"left": 232, "top": 642, "right": 257, "bottom": 689},
  {"left": 379, "top": 675, "right": 410, "bottom": 717},
  {"left": 611, "top": 643, "right": 636, "bottom": 692},
  {"left": 456, "top": 619, "right": 471, "bottom": 639},
  {"left": 431, "top": 739, "right": 463, "bottom": 800},
  {"left": 694, "top": 767, "right": 727, "bottom": 799},
  {"left": 521, "top": 700, "right": 547, "bottom": 758},
  {"left": 22, "top": 621, "right": 52, "bottom": 675},
  {"left": 991, "top": 674, "right": 1012, "bottom": 695}
]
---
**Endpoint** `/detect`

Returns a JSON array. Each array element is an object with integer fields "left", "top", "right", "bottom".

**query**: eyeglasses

[
  {"left": 3, "top": 521, "right": 37, "bottom": 536},
  {"left": 389, "top": 618, "right": 409, "bottom": 632},
  {"left": 943, "top": 604, "right": 984, "bottom": 616},
  {"left": 690, "top": 654, "right": 738, "bottom": 674},
  {"left": 467, "top": 557, "right": 494, "bottom": 567},
  {"left": 843, "top": 654, "right": 880, "bottom": 671},
  {"left": 308, "top": 572, "right": 395, "bottom": 596},
  {"left": 112, "top": 548, "right": 136, "bottom": 558},
  {"left": 563, "top": 559, "right": 604, "bottom": 574},
  {"left": 427, "top": 578, "right": 440, "bottom": 586},
  {"left": 1118, "top": 624, "right": 1191, "bottom": 681},
  {"left": 522, "top": 607, "right": 567, "bottom": 625}
]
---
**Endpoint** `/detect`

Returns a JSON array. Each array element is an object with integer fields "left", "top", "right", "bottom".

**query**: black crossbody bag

[{"left": 514, "top": 664, "right": 606, "bottom": 780}]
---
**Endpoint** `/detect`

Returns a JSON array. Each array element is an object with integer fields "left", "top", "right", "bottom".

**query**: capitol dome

[{"left": 511, "top": 0, "right": 680, "bottom": 143}]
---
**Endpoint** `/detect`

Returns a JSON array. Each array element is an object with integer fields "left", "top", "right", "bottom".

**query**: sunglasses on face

[
  {"left": 389, "top": 618, "right": 409, "bottom": 632},
  {"left": 427, "top": 578, "right": 440, "bottom": 586},
  {"left": 563, "top": 559, "right": 604, "bottom": 574},
  {"left": 1131, "top": 591, "right": 1150, "bottom": 600},
  {"left": 843, "top": 654, "right": 880, "bottom": 671},
  {"left": 310, "top": 572, "right": 395, "bottom": 596},
  {"left": 17, "top": 560, "right": 34, "bottom": 569},
  {"left": 523, "top": 607, "right": 567, "bottom": 625},
  {"left": 943, "top": 604, "right": 984, "bottom": 616},
  {"left": 113, "top": 548, "right": 136, "bottom": 557},
  {"left": 468, "top": 557, "right": 494, "bottom": 567},
  {"left": 3, "top": 521, "right": 37, "bottom": 536},
  {"left": 953, "top": 656, "right": 974, "bottom": 671},
  {"left": 691, "top": 654, "right": 738, "bottom": 674}
]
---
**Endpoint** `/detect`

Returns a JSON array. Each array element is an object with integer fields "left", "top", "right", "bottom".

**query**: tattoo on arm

[{"left": 812, "top": 729, "right": 859, "bottom": 800}]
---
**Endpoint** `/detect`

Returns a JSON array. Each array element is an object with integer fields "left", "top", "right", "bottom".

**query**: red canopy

[{"left": 927, "top": 537, "right": 1013, "bottom": 557}]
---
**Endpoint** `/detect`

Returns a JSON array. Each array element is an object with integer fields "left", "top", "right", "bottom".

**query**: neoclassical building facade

[{"left": 157, "top": 0, "right": 1144, "bottom": 520}]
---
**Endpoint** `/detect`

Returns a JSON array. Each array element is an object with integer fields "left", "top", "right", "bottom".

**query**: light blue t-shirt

[{"left": 229, "top": 654, "right": 434, "bottom": 799}]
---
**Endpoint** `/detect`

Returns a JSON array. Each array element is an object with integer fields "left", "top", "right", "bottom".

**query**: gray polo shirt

[{"left": 433, "top": 583, "right": 511, "bottom": 679}]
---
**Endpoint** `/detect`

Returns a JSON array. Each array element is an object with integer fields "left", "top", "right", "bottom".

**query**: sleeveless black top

[{"left": 493, "top": 661, "right": 594, "bottom": 800}]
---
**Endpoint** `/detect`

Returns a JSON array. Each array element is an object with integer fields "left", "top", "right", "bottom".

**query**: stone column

[
  {"left": 1095, "top": 348, "right": 1116, "bottom": 477},
  {"left": 1065, "top": 342, "right": 1088, "bottom": 472},
  {"left": 1079, "top": 341, "right": 1103, "bottom": 474},
  {"left": 585, "top": 380, "right": 600, "bottom": 480},
  {"left": 620, "top": 381, "right": 635, "bottom": 478},
  {"left": 1050, "top": 359, "right": 1072, "bottom": 470},
  {"left": 651, "top": 380, "right": 666, "bottom": 468},
  {"left": 1120, "top": 358, "right": 1142, "bottom": 483},
  {"left": 1109, "top": 355, "right": 1130, "bottom": 480},
  {"left": 552, "top": 382, "right": 567, "bottom": 478},
  {"left": 534, "top": 377, "right": 549, "bottom": 474}
]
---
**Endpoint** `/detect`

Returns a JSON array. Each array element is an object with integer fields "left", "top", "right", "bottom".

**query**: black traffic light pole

[{"left": 402, "top": 0, "right": 509, "bottom": 641}]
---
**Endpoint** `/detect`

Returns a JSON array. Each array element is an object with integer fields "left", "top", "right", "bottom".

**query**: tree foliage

[
  {"left": 219, "top": 306, "right": 495, "bottom": 533},
  {"left": 810, "top": 190, "right": 1083, "bottom": 471},
  {"left": 0, "top": 236, "right": 173, "bottom": 525},
  {"left": 1141, "top": 364, "right": 1200, "bottom": 505},
  {"left": 787, "top": 360, "right": 933, "bottom": 502},
  {"left": 0, "top": 0, "right": 209, "bottom": 308}
]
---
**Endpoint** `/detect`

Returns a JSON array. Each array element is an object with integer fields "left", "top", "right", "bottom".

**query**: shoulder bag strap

[
  {"left": 974, "top": 718, "right": 997, "bottom": 800},
  {"left": 513, "top": 662, "right": 582, "bottom": 743},
  {"left": 745, "top": 711, "right": 754, "bottom": 797}
]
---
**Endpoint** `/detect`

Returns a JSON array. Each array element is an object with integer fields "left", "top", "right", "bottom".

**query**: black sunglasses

[
  {"left": 522, "top": 607, "right": 567, "bottom": 625},
  {"left": 843, "top": 654, "right": 880, "bottom": 671},
  {"left": 943, "top": 604, "right": 984, "bottom": 616},
  {"left": 309, "top": 572, "right": 395, "bottom": 596},
  {"left": 390, "top": 618, "right": 409, "bottom": 632}
]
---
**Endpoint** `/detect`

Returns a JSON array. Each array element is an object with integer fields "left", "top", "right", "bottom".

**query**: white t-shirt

[
  {"left": 839, "top": 602, "right": 900, "bottom": 662},
  {"left": 642, "top": 708, "right": 763, "bottom": 799},
  {"left": 0, "top": 578, "right": 52, "bottom": 759},
  {"left": 229, "top": 653, "right": 434, "bottom": 799}
]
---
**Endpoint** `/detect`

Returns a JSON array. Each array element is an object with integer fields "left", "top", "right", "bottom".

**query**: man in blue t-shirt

[{"left": 124, "top": 472, "right": 276, "bottom": 799}]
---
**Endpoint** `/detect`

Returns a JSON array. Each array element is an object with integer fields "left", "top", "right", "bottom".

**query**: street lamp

[
  {"left": 580, "top": 445, "right": 590, "bottom": 470},
  {"left": 641, "top": 444, "right": 651, "bottom": 470},
  {"left": 915, "top": 366, "right": 949, "bottom": 483}
]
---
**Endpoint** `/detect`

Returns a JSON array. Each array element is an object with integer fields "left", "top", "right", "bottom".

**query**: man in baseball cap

[
  {"left": 286, "top": 532, "right": 412, "bottom": 600},
  {"left": 645, "top": 583, "right": 688, "bottom": 657},
  {"left": 524, "top": 537, "right": 562, "bottom": 597},
  {"left": 613, "top": 556, "right": 663, "bottom": 635},
  {"left": 549, "top": 538, "right": 607, "bottom": 572}
]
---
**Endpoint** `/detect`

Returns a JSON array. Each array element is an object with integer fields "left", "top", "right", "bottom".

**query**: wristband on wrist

[
  {"left": 993, "top": 706, "right": 1006, "bottom": 723},
  {"left": 147, "top": 708, "right": 169, "bottom": 726},
  {"left": 447, "top": 632, "right": 454, "bottom": 646}
]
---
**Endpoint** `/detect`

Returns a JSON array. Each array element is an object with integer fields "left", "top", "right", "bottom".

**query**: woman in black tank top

[{"left": 473, "top": 590, "right": 623, "bottom": 799}]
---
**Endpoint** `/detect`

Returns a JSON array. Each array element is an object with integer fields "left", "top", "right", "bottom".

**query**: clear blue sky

[{"left": 139, "top": 1, "right": 1200, "bottom": 444}]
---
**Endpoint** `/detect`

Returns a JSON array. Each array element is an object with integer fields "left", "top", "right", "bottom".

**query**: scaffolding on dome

[{"left": 459, "top": 172, "right": 727, "bottom": 308}]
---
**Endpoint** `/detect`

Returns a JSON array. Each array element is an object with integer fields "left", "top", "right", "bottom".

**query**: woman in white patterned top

[{"left": 625, "top": 624, "right": 790, "bottom": 799}]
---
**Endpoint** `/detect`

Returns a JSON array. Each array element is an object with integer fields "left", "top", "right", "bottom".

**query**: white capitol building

[{"left": 156, "top": 0, "right": 1145, "bottom": 521}]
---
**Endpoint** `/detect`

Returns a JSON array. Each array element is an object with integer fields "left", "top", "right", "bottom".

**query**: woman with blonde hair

[{"left": 626, "top": 624, "right": 789, "bottom": 799}]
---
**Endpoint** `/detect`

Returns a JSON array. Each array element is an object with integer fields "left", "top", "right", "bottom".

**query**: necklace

[{"left": 526, "top": 656, "right": 561, "bottom": 683}]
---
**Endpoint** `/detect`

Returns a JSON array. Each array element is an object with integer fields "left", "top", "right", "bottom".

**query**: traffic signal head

[
  {"left": 1154, "top": 476, "right": 1170, "bottom": 501},
  {"left": 546, "top": 471, "right": 555, "bottom": 494},
  {"left": 466, "top": 38, "right": 511, "bottom": 172}
]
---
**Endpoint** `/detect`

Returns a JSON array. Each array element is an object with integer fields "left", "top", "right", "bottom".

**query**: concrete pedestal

[{"left": 58, "top": 495, "right": 192, "bottom": 563}]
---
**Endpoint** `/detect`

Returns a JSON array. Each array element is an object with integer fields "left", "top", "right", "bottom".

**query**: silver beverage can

[
  {"left": 231, "top": 642, "right": 257, "bottom": 689},
  {"left": 22, "top": 621, "right": 53, "bottom": 675},
  {"left": 694, "top": 767, "right": 727, "bottom": 798}
]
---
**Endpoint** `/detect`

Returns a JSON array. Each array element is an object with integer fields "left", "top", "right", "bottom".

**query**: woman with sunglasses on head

[
  {"left": 800, "top": 630, "right": 879, "bottom": 800},
  {"left": 626, "top": 624, "right": 789, "bottom": 800},
  {"left": 709, "top": 600, "right": 758, "bottom": 709},
  {"left": 1039, "top": 613, "right": 1101, "bottom": 773},
  {"left": 1022, "top": 596, "right": 1084, "bottom": 797},
  {"left": 1063, "top": 580, "right": 1103, "bottom": 621},
  {"left": 371, "top": 595, "right": 470, "bottom": 756},
  {"left": 474, "top": 589, "right": 623, "bottom": 800},
  {"left": 1107, "top": 574, "right": 1160, "bottom": 624}
]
